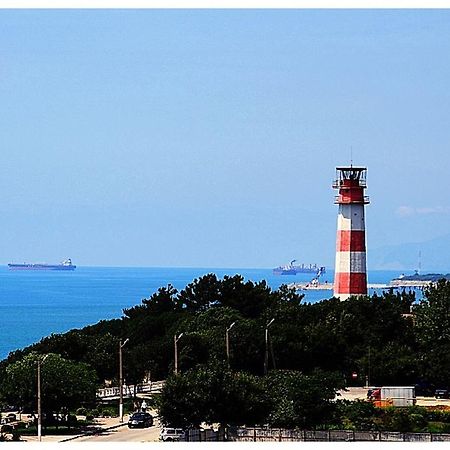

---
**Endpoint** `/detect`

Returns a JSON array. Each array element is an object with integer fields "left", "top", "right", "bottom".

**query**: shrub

[
  {"left": 11, "top": 429, "right": 21, "bottom": 441},
  {"left": 67, "top": 414, "right": 78, "bottom": 425},
  {"left": 337, "top": 400, "right": 378, "bottom": 431},
  {"left": 427, "top": 421, "right": 450, "bottom": 433},
  {"left": 378, "top": 406, "right": 427, "bottom": 432},
  {"left": 426, "top": 407, "right": 450, "bottom": 423},
  {"left": 99, "top": 408, "right": 116, "bottom": 418},
  {"left": 89, "top": 408, "right": 99, "bottom": 418},
  {"left": 0, "top": 425, "right": 13, "bottom": 434}
]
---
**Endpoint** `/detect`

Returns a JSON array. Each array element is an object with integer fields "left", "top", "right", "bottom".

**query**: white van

[{"left": 160, "top": 427, "right": 185, "bottom": 442}]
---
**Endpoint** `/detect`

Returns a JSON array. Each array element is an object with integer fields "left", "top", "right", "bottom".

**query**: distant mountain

[{"left": 369, "top": 233, "right": 450, "bottom": 272}]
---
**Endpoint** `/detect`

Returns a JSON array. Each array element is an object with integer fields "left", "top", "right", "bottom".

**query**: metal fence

[
  {"left": 185, "top": 428, "right": 224, "bottom": 442},
  {"left": 226, "top": 427, "right": 450, "bottom": 442}
]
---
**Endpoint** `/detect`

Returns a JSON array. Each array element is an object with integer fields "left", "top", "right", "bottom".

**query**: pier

[{"left": 288, "top": 281, "right": 431, "bottom": 291}]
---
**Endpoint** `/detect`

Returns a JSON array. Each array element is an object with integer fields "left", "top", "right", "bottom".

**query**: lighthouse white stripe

[
  {"left": 337, "top": 204, "right": 366, "bottom": 231},
  {"left": 335, "top": 251, "right": 367, "bottom": 273}
]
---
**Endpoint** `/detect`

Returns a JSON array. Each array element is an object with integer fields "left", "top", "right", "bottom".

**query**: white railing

[{"left": 97, "top": 380, "right": 165, "bottom": 398}]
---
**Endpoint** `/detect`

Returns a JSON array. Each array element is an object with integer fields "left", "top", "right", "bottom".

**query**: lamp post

[
  {"left": 174, "top": 333, "right": 184, "bottom": 375},
  {"left": 226, "top": 322, "right": 236, "bottom": 367},
  {"left": 37, "top": 354, "right": 49, "bottom": 442},
  {"left": 264, "top": 318, "right": 275, "bottom": 375},
  {"left": 119, "top": 338, "right": 129, "bottom": 423}
]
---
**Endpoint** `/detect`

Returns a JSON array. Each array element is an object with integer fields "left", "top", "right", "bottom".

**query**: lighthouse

[{"left": 333, "top": 166, "right": 370, "bottom": 300}]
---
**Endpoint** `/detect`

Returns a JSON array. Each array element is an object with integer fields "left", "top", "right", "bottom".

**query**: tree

[
  {"left": 123, "top": 284, "right": 181, "bottom": 319},
  {"left": 264, "top": 369, "right": 344, "bottom": 429},
  {"left": 158, "top": 362, "right": 270, "bottom": 429},
  {"left": 178, "top": 274, "right": 221, "bottom": 312},
  {"left": 0, "top": 352, "right": 97, "bottom": 421},
  {"left": 0, "top": 276, "right": 429, "bottom": 403},
  {"left": 335, "top": 399, "right": 378, "bottom": 430},
  {"left": 219, "top": 276, "right": 278, "bottom": 318},
  {"left": 158, "top": 364, "right": 345, "bottom": 431},
  {"left": 414, "top": 279, "right": 450, "bottom": 387},
  {"left": 25, "top": 331, "right": 118, "bottom": 384}
]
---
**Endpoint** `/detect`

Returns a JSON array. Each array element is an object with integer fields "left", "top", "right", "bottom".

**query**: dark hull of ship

[
  {"left": 273, "top": 267, "right": 320, "bottom": 275},
  {"left": 8, "top": 264, "right": 76, "bottom": 271}
]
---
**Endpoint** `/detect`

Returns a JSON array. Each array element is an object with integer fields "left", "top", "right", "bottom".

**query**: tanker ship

[{"left": 8, "top": 258, "right": 76, "bottom": 271}]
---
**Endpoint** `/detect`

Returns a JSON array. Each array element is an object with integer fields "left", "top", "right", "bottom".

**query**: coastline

[{"left": 0, "top": 267, "right": 427, "bottom": 359}]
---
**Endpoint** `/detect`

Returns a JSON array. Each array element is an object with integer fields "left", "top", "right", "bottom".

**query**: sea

[{"left": 0, "top": 266, "right": 420, "bottom": 360}]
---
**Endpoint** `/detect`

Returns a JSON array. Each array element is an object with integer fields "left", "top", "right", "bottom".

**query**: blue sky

[{"left": 1, "top": 9, "right": 450, "bottom": 268}]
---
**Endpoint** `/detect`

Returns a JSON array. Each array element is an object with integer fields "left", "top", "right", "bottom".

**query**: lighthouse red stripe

[
  {"left": 334, "top": 272, "right": 368, "bottom": 295},
  {"left": 337, "top": 186, "right": 365, "bottom": 204},
  {"left": 336, "top": 230, "right": 366, "bottom": 252}
]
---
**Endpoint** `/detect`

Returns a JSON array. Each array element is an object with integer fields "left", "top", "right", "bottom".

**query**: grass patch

[
  {"left": 426, "top": 421, "right": 450, "bottom": 433},
  {"left": 16, "top": 420, "right": 96, "bottom": 436}
]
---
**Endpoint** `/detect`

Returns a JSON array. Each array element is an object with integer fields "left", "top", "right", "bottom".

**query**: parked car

[
  {"left": 435, "top": 389, "right": 450, "bottom": 399},
  {"left": 160, "top": 427, "right": 185, "bottom": 441},
  {"left": 127, "top": 412, "right": 153, "bottom": 428}
]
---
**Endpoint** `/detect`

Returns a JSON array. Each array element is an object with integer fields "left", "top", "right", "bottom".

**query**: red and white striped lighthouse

[{"left": 333, "top": 166, "right": 370, "bottom": 300}]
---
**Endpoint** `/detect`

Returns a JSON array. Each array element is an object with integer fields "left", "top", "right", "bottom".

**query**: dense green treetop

[
  {"left": 1, "top": 352, "right": 97, "bottom": 414},
  {"left": 158, "top": 361, "right": 270, "bottom": 428},
  {"left": 158, "top": 363, "right": 344, "bottom": 429}
]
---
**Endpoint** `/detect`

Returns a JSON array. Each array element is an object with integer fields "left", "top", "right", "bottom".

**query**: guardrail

[{"left": 97, "top": 380, "right": 165, "bottom": 399}]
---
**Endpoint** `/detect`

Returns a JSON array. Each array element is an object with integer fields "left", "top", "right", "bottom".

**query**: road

[{"left": 75, "top": 419, "right": 161, "bottom": 442}]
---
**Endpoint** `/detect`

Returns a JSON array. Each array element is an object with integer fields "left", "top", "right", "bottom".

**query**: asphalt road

[{"left": 75, "top": 420, "right": 161, "bottom": 443}]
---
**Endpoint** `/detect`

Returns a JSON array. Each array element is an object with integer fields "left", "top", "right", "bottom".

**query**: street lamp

[
  {"left": 367, "top": 346, "right": 371, "bottom": 388},
  {"left": 37, "top": 354, "right": 49, "bottom": 442},
  {"left": 174, "top": 333, "right": 184, "bottom": 375},
  {"left": 119, "top": 338, "right": 129, "bottom": 423},
  {"left": 264, "top": 318, "right": 275, "bottom": 375},
  {"left": 225, "top": 322, "right": 236, "bottom": 367}
]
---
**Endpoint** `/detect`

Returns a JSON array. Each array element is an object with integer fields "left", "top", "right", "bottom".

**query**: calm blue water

[{"left": 0, "top": 266, "right": 414, "bottom": 359}]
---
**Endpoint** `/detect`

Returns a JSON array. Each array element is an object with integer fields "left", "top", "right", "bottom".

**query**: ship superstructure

[{"left": 273, "top": 260, "right": 325, "bottom": 276}]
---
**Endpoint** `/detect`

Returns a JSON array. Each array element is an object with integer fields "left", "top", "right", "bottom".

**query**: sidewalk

[
  {"left": 21, "top": 409, "right": 159, "bottom": 442},
  {"left": 21, "top": 416, "right": 128, "bottom": 442}
]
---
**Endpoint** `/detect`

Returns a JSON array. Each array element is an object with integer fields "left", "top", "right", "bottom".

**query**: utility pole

[
  {"left": 37, "top": 354, "right": 49, "bottom": 442},
  {"left": 119, "top": 338, "right": 129, "bottom": 423},
  {"left": 264, "top": 318, "right": 275, "bottom": 375},
  {"left": 226, "top": 322, "right": 236, "bottom": 367},
  {"left": 174, "top": 333, "right": 184, "bottom": 375}
]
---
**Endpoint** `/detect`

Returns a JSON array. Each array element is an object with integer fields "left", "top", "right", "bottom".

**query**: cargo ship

[
  {"left": 273, "top": 260, "right": 326, "bottom": 276},
  {"left": 8, "top": 259, "right": 76, "bottom": 271},
  {"left": 392, "top": 271, "right": 450, "bottom": 282},
  {"left": 389, "top": 271, "right": 450, "bottom": 287}
]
